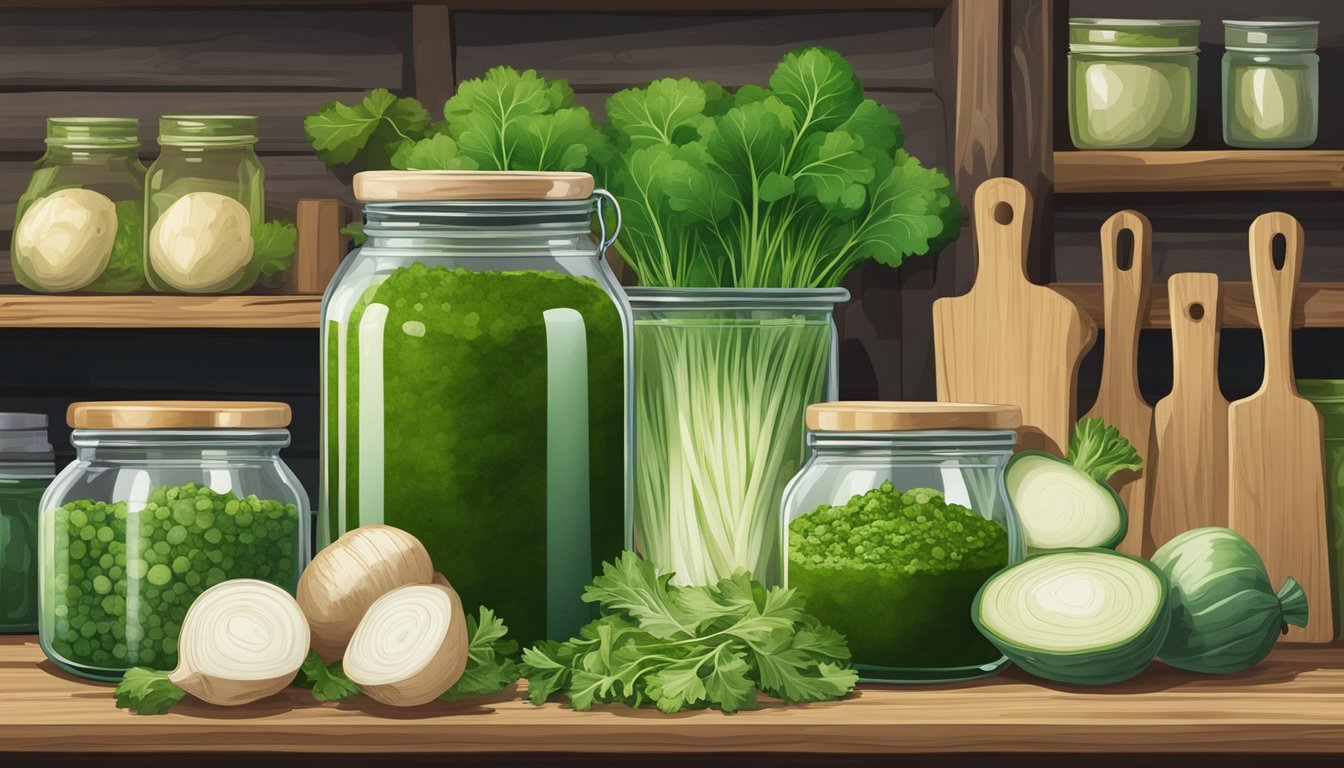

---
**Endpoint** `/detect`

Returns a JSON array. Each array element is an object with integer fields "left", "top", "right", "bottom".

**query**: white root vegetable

[
  {"left": 14, "top": 188, "right": 117, "bottom": 292},
  {"left": 343, "top": 582, "right": 469, "bottom": 707},
  {"left": 168, "top": 579, "right": 310, "bottom": 706},
  {"left": 149, "top": 191, "right": 253, "bottom": 292},
  {"left": 297, "top": 524, "right": 434, "bottom": 661}
]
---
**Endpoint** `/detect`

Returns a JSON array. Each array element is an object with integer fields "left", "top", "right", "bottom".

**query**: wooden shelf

[
  {"left": 1054, "top": 281, "right": 1344, "bottom": 329},
  {"left": 1054, "top": 150, "right": 1344, "bottom": 193},
  {"left": 0, "top": 295, "right": 321, "bottom": 329},
  {"left": 3, "top": 637, "right": 1344, "bottom": 756},
  {"left": 0, "top": 0, "right": 950, "bottom": 9}
]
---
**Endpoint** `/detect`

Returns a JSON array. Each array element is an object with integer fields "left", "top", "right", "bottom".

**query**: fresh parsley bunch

[
  {"left": 599, "top": 46, "right": 963, "bottom": 288},
  {"left": 521, "top": 552, "right": 858, "bottom": 714}
]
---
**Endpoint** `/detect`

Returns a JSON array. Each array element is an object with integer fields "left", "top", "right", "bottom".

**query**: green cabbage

[
  {"left": 1152, "top": 527, "right": 1308, "bottom": 674},
  {"left": 973, "top": 549, "right": 1170, "bottom": 685}
]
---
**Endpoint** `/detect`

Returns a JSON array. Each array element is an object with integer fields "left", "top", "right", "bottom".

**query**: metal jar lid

[
  {"left": 0, "top": 412, "right": 53, "bottom": 459},
  {"left": 353, "top": 170, "right": 595, "bottom": 202},
  {"left": 806, "top": 402, "right": 1023, "bottom": 432},
  {"left": 1068, "top": 18, "right": 1201, "bottom": 54},
  {"left": 67, "top": 401, "right": 292, "bottom": 430},
  {"left": 1224, "top": 18, "right": 1319, "bottom": 51}
]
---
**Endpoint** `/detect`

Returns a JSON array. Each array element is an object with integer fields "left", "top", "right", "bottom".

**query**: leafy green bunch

[
  {"left": 304, "top": 67, "right": 605, "bottom": 174},
  {"left": 599, "top": 46, "right": 963, "bottom": 288},
  {"left": 1067, "top": 417, "right": 1144, "bottom": 483},
  {"left": 521, "top": 551, "right": 857, "bottom": 714}
]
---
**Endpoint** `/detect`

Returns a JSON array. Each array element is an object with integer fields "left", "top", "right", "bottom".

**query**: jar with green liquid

[
  {"left": 0, "top": 414, "right": 54, "bottom": 634},
  {"left": 1223, "top": 19, "right": 1319, "bottom": 148},
  {"left": 144, "top": 116, "right": 266, "bottom": 293}
]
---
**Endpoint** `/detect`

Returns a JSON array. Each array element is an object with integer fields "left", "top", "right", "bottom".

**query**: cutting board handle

[
  {"left": 1168, "top": 273, "right": 1221, "bottom": 396},
  {"left": 1248, "top": 212, "right": 1304, "bottom": 395},
  {"left": 972, "top": 177, "right": 1033, "bottom": 289},
  {"left": 1099, "top": 210, "right": 1153, "bottom": 388}
]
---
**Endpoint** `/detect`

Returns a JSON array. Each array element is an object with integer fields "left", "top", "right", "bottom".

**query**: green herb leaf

[
  {"left": 606, "top": 77, "right": 716, "bottom": 148},
  {"left": 440, "top": 606, "right": 522, "bottom": 701},
  {"left": 86, "top": 199, "right": 145, "bottom": 292},
  {"left": 295, "top": 650, "right": 360, "bottom": 702},
  {"left": 340, "top": 221, "right": 367, "bottom": 247},
  {"left": 1067, "top": 417, "right": 1143, "bottom": 482},
  {"left": 521, "top": 551, "right": 857, "bottom": 713},
  {"left": 252, "top": 219, "right": 297, "bottom": 278},
  {"left": 390, "top": 134, "right": 479, "bottom": 171},
  {"left": 305, "top": 88, "right": 431, "bottom": 171},
  {"left": 114, "top": 667, "right": 185, "bottom": 715}
]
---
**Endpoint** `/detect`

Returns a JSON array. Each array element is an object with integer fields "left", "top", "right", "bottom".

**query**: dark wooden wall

[{"left": 0, "top": 5, "right": 973, "bottom": 498}]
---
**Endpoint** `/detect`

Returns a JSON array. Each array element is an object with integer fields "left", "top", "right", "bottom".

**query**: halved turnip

[
  {"left": 297, "top": 524, "right": 434, "bottom": 660},
  {"left": 342, "top": 582, "right": 469, "bottom": 707}
]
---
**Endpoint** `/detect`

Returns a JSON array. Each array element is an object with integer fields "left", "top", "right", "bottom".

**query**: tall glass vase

[{"left": 629, "top": 288, "right": 848, "bottom": 587}]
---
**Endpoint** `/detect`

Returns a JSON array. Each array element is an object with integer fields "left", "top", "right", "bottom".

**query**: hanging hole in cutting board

[
  {"left": 1272, "top": 233, "right": 1287, "bottom": 270},
  {"left": 993, "top": 202, "right": 1014, "bottom": 225},
  {"left": 1116, "top": 228, "right": 1135, "bottom": 271},
  {"left": 1188, "top": 303, "right": 1205, "bottom": 322}
]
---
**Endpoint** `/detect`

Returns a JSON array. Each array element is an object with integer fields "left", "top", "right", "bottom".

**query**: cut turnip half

[
  {"left": 343, "top": 582, "right": 469, "bottom": 707},
  {"left": 168, "top": 579, "right": 311, "bottom": 706},
  {"left": 297, "top": 524, "right": 434, "bottom": 661}
]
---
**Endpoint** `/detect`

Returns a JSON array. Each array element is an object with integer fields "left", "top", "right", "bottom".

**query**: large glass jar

[
  {"left": 1068, "top": 18, "right": 1200, "bottom": 149},
  {"left": 781, "top": 402, "right": 1025, "bottom": 683},
  {"left": 11, "top": 118, "right": 146, "bottom": 293},
  {"left": 629, "top": 288, "right": 846, "bottom": 588},
  {"left": 1298, "top": 379, "right": 1344, "bottom": 637},
  {"left": 320, "top": 171, "right": 631, "bottom": 646},
  {"left": 0, "top": 413, "right": 55, "bottom": 634},
  {"left": 144, "top": 115, "right": 266, "bottom": 294},
  {"left": 38, "top": 401, "right": 309, "bottom": 681},
  {"left": 1223, "top": 19, "right": 1319, "bottom": 148}
]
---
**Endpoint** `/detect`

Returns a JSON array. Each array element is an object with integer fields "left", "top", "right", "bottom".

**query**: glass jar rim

[
  {"left": 46, "top": 117, "right": 139, "bottom": 149},
  {"left": 807, "top": 429, "right": 1019, "bottom": 450},
  {"left": 1069, "top": 17, "right": 1200, "bottom": 52},
  {"left": 158, "top": 115, "right": 258, "bottom": 146},
  {"left": 70, "top": 428, "right": 291, "bottom": 449},
  {"left": 362, "top": 197, "right": 602, "bottom": 239},
  {"left": 626, "top": 286, "right": 851, "bottom": 311}
]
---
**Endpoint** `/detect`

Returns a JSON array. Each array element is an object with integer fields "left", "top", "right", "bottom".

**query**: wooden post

[
  {"left": 293, "top": 199, "right": 344, "bottom": 295},
  {"left": 1009, "top": 0, "right": 1054, "bottom": 284},
  {"left": 412, "top": 4, "right": 456, "bottom": 109}
]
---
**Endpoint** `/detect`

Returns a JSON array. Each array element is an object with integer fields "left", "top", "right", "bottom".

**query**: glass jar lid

[
  {"left": 806, "top": 402, "right": 1023, "bottom": 432},
  {"left": 67, "top": 401, "right": 291, "bottom": 430},
  {"left": 45, "top": 117, "right": 139, "bottom": 149},
  {"left": 353, "top": 170, "right": 595, "bottom": 202},
  {"left": 1069, "top": 18, "right": 1200, "bottom": 53},
  {"left": 158, "top": 115, "right": 258, "bottom": 147},
  {"left": 1225, "top": 18, "right": 1319, "bottom": 51}
]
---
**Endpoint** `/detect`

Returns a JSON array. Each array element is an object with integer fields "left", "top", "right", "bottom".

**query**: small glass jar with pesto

[
  {"left": 780, "top": 402, "right": 1025, "bottom": 683},
  {"left": 144, "top": 116, "right": 266, "bottom": 294},
  {"left": 1068, "top": 18, "right": 1200, "bottom": 149},
  {"left": 1223, "top": 19, "right": 1319, "bottom": 148},
  {"left": 38, "top": 402, "right": 309, "bottom": 681}
]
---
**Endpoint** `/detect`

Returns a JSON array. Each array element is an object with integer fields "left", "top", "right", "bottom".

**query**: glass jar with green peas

[{"left": 38, "top": 401, "right": 309, "bottom": 681}]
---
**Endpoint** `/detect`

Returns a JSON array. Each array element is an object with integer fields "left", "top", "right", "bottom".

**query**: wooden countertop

[{"left": 4, "top": 637, "right": 1344, "bottom": 755}]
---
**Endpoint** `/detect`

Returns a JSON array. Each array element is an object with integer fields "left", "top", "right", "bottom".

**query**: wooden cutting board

[
  {"left": 933, "top": 177, "right": 1096, "bottom": 455},
  {"left": 1149, "top": 273, "right": 1227, "bottom": 552},
  {"left": 1083, "top": 210, "right": 1156, "bottom": 557},
  {"left": 1228, "top": 212, "right": 1332, "bottom": 643}
]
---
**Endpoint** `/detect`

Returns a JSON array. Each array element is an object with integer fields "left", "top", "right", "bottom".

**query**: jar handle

[{"left": 594, "top": 189, "right": 622, "bottom": 252}]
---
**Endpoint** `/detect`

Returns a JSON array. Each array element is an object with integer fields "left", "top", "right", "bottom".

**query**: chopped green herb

[
  {"left": 114, "top": 667, "right": 184, "bottom": 715},
  {"left": 253, "top": 219, "right": 297, "bottom": 278}
]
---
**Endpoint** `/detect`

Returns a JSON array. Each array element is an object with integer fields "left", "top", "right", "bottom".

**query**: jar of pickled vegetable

[
  {"left": 0, "top": 413, "right": 55, "bottom": 634},
  {"left": 11, "top": 118, "right": 146, "bottom": 293},
  {"left": 1068, "top": 18, "right": 1200, "bottom": 149},
  {"left": 780, "top": 402, "right": 1025, "bottom": 683},
  {"left": 144, "top": 116, "right": 266, "bottom": 294},
  {"left": 38, "top": 401, "right": 309, "bottom": 681},
  {"left": 1223, "top": 19, "right": 1319, "bottom": 148},
  {"left": 321, "top": 170, "right": 630, "bottom": 646}
]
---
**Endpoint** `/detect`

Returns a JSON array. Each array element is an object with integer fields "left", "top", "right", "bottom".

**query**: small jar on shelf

[
  {"left": 0, "top": 413, "right": 55, "bottom": 634},
  {"left": 144, "top": 115, "right": 266, "bottom": 294},
  {"left": 780, "top": 402, "right": 1025, "bottom": 683},
  {"left": 11, "top": 118, "right": 147, "bottom": 293},
  {"left": 38, "top": 401, "right": 309, "bottom": 681},
  {"left": 1223, "top": 19, "right": 1319, "bottom": 149}
]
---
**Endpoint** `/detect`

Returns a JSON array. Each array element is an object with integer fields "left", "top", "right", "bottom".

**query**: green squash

[
  {"left": 1152, "top": 527, "right": 1308, "bottom": 674},
  {"left": 973, "top": 549, "right": 1170, "bottom": 685}
]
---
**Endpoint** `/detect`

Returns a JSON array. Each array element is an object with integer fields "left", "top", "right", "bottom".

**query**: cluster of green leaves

[
  {"left": 86, "top": 199, "right": 144, "bottom": 292},
  {"left": 114, "top": 667, "right": 184, "bottom": 715},
  {"left": 1067, "top": 417, "right": 1143, "bottom": 483},
  {"left": 599, "top": 47, "right": 963, "bottom": 288},
  {"left": 292, "top": 605, "right": 522, "bottom": 704},
  {"left": 253, "top": 219, "right": 298, "bottom": 278},
  {"left": 304, "top": 69, "right": 605, "bottom": 174},
  {"left": 521, "top": 552, "right": 857, "bottom": 714}
]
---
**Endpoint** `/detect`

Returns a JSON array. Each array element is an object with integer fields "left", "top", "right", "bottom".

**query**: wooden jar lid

[
  {"left": 353, "top": 170, "right": 595, "bottom": 201},
  {"left": 68, "top": 401, "right": 292, "bottom": 430},
  {"left": 806, "top": 401, "right": 1023, "bottom": 432}
]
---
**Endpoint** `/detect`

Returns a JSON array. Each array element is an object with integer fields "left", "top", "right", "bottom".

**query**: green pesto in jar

[
  {"left": 1222, "top": 19, "right": 1319, "bottom": 148},
  {"left": 329, "top": 262, "right": 625, "bottom": 645},
  {"left": 788, "top": 482, "right": 1008, "bottom": 670}
]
